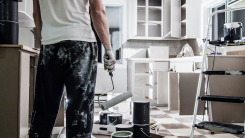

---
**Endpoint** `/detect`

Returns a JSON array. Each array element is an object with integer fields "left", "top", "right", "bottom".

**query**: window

[
  {"left": 228, "top": 0, "right": 245, "bottom": 38},
  {"left": 211, "top": 4, "right": 226, "bottom": 41},
  {"left": 209, "top": 0, "right": 245, "bottom": 41}
]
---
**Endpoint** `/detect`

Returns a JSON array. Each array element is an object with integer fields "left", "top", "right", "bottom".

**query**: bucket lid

[
  {"left": 99, "top": 111, "right": 113, "bottom": 115},
  {"left": 108, "top": 113, "right": 123, "bottom": 117},
  {"left": 224, "top": 22, "right": 242, "bottom": 29},
  {"left": 133, "top": 101, "right": 149, "bottom": 103},
  {"left": 115, "top": 124, "right": 133, "bottom": 128}
]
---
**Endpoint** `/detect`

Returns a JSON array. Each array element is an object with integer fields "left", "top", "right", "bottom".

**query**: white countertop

[
  {"left": 126, "top": 56, "right": 203, "bottom": 63},
  {"left": 126, "top": 58, "right": 170, "bottom": 62},
  {"left": 169, "top": 56, "right": 203, "bottom": 63}
]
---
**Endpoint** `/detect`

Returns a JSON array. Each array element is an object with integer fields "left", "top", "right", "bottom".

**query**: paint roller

[{"left": 98, "top": 72, "right": 133, "bottom": 111}]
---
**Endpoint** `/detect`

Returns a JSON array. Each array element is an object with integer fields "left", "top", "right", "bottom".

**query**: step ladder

[{"left": 190, "top": 7, "right": 245, "bottom": 138}]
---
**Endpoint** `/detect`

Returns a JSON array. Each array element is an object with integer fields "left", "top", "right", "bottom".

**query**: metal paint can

[
  {"left": 99, "top": 111, "right": 113, "bottom": 125},
  {"left": 116, "top": 124, "right": 134, "bottom": 132},
  {"left": 107, "top": 113, "right": 123, "bottom": 126},
  {"left": 111, "top": 131, "right": 133, "bottom": 138},
  {"left": 224, "top": 22, "right": 243, "bottom": 43},
  {"left": 132, "top": 101, "right": 150, "bottom": 124},
  {"left": 133, "top": 124, "right": 150, "bottom": 138}
]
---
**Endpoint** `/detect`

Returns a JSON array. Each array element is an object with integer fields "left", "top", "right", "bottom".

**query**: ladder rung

[
  {"left": 195, "top": 121, "right": 244, "bottom": 134},
  {"left": 199, "top": 95, "right": 245, "bottom": 103},
  {"left": 203, "top": 71, "right": 245, "bottom": 75}
]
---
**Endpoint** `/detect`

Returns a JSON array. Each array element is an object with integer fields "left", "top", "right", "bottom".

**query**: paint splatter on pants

[{"left": 29, "top": 40, "right": 98, "bottom": 138}]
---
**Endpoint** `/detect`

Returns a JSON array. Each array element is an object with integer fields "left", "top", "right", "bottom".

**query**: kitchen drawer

[
  {"left": 154, "top": 62, "right": 169, "bottom": 71},
  {"left": 170, "top": 62, "right": 194, "bottom": 72}
]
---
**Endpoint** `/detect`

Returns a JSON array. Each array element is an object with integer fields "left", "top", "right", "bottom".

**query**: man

[{"left": 30, "top": 0, "right": 116, "bottom": 137}]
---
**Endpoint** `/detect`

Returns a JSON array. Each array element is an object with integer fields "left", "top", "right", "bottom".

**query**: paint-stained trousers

[{"left": 29, "top": 40, "right": 98, "bottom": 138}]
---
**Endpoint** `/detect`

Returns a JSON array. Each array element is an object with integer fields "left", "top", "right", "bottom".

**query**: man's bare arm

[
  {"left": 89, "top": 0, "right": 112, "bottom": 51},
  {"left": 89, "top": 0, "right": 116, "bottom": 72},
  {"left": 33, "top": 0, "right": 42, "bottom": 39}
]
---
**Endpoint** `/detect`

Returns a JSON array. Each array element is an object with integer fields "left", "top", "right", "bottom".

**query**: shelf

[
  {"left": 137, "top": 6, "right": 146, "bottom": 10},
  {"left": 135, "top": 73, "right": 153, "bottom": 76},
  {"left": 137, "top": 20, "right": 146, "bottom": 23},
  {"left": 181, "top": 36, "right": 187, "bottom": 39},
  {"left": 181, "top": 4, "right": 186, "bottom": 8},
  {"left": 163, "top": 31, "right": 171, "bottom": 38},
  {"left": 181, "top": 19, "right": 186, "bottom": 24},
  {"left": 135, "top": 86, "right": 153, "bottom": 89},
  {"left": 148, "top": 21, "right": 161, "bottom": 25},
  {"left": 148, "top": 6, "right": 162, "bottom": 10}
]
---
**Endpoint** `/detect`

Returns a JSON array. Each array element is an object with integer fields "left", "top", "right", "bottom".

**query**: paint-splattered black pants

[{"left": 29, "top": 40, "right": 98, "bottom": 138}]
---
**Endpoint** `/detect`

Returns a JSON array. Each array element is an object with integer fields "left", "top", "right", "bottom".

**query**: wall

[
  {"left": 123, "top": 39, "right": 201, "bottom": 56},
  {"left": 19, "top": 27, "right": 35, "bottom": 48}
]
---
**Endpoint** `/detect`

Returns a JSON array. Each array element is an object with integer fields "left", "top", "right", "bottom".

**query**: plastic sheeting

[{"left": 177, "top": 43, "right": 195, "bottom": 58}]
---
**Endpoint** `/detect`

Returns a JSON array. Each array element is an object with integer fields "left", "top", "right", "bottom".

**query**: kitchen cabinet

[
  {"left": 0, "top": 45, "right": 64, "bottom": 138},
  {"left": 181, "top": 0, "right": 202, "bottom": 39},
  {"left": 169, "top": 56, "right": 202, "bottom": 72},
  {"left": 128, "top": 0, "right": 181, "bottom": 40},
  {"left": 127, "top": 58, "right": 169, "bottom": 105},
  {"left": 18, "top": 0, "right": 35, "bottom": 27},
  {"left": 0, "top": 45, "right": 38, "bottom": 138}
]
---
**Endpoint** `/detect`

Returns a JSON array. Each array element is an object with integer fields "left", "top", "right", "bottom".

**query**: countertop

[
  {"left": 126, "top": 56, "right": 203, "bottom": 63},
  {"left": 0, "top": 45, "right": 39, "bottom": 54}
]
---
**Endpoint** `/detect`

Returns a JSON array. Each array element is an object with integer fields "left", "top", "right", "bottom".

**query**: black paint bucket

[
  {"left": 0, "top": 0, "right": 19, "bottom": 45},
  {"left": 132, "top": 101, "right": 150, "bottom": 124},
  {"left": 0, "top": 21, "right": 19, "bottom": 45},
  {"left": 224, "top": 22, "right": 243, "bottom": 43},
  {"left": 116, "top": 124, "right": 134, "bottom": 132},
  {"left": 99, "top": 111, "right": 113, "bottom": 125},
  {"left": 107, "top": 113, "right": 123, "bottom": 126},
  {"left": 133, "top": 124, "right": 150, "bottom": 138},
  {"left": 111, "top": 131, "right": 133, "bottom": 138}
]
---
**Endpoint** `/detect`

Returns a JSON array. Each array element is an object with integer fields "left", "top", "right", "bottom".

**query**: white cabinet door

[
  {"left": 171, "top": 0, "right": 181, "bottom": 38},
  {"left": 157, "top": 71, "right": 169, "bottom": 104},
  {"left": 154, "top": 62, "right": 169, "bottom": 71},
  {"left": 171, "top": 62, "right": 194, "bottom": 72},
  {"left": 128, "top": 0, "right": 138, "bottom": 39},
  {"left": 163, "top": 0, "right": 171, "bottom": 36},
  {"left": 186, "top": 0, "right": 201, "bottom": 38}
]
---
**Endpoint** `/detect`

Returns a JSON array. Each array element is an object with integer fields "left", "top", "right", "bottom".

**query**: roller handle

[{"left": 109, "top": 72, "right": 113, "bottom": 77}]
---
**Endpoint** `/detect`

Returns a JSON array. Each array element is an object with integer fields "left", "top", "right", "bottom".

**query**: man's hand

[
  {"left": 89, "top": 0, "right": 116, "bottom": 72},
  {"left": 103, "top": 49, "right": 116, "bottom": 73}
]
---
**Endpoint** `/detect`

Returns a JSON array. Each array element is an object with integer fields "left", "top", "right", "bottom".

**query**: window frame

[{"left": 201, "top": 0, "right": 226, "bottom": 39}]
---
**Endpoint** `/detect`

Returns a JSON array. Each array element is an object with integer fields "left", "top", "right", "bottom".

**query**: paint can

[
  {"left": 115, "top": 124, "right": 134, "bottom": 132},
  {"left": 107, "top": 113, "right": 123, "bottom": 126},
  {"left": 99, "top": 111, "right": 113, "bottom": 125},
  {"left": 111, "top": 131, "right": 133, "bottom": 138},
  {"left": 224, "top": 22, "right": 243, "bottom": 43},
  {"left": 132, "top": 101, "right": 150, "bottom": 124},
  {"left": 133, "top": 124, "right": 150, "bottom": 138}
]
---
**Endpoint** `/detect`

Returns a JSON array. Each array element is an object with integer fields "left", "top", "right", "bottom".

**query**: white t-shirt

[{"left": 38, "top": 0, "right": 97, "bottom": 45}]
